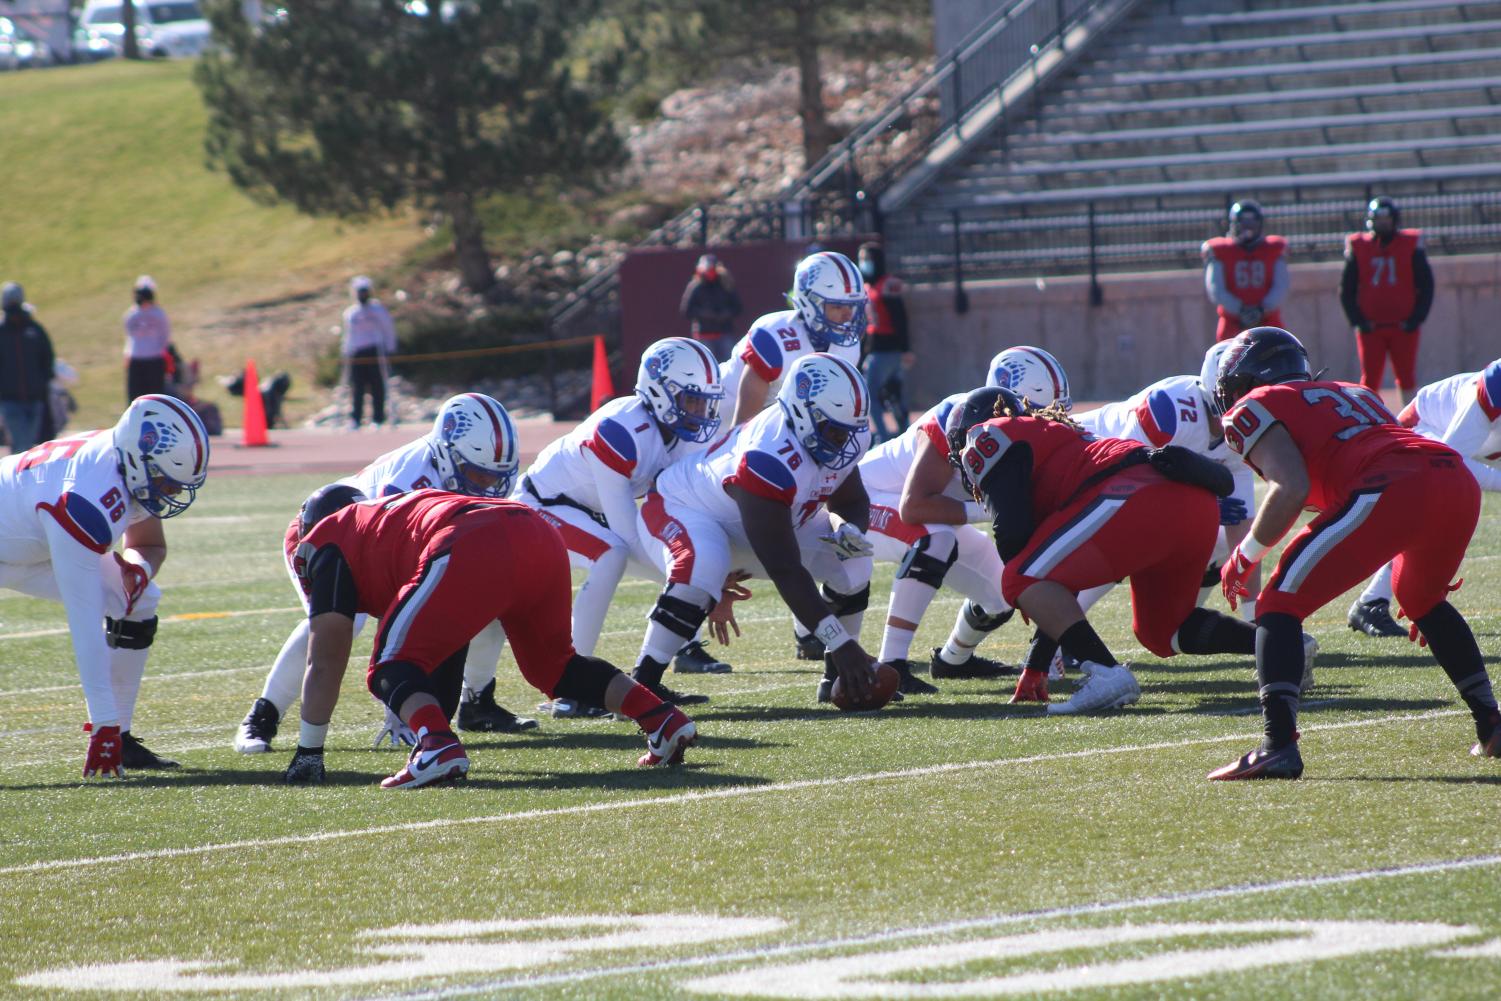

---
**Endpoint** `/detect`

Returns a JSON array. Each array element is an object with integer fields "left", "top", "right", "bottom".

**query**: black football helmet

[
  {"left": 944, "top": 386, "right": 1027, "bottom": 468},
  {"left": 1228, "top": 199, "right": 1264, "bottom": 246},
  {"left": 1214, "top": 327, "right": 1311, "bottom": 414},
  {"left": 1366, "top": 196, "right": 1399, "bottom": 237},
  {"left": 298, "top": 483, "right": 367, "bottom": 539}
]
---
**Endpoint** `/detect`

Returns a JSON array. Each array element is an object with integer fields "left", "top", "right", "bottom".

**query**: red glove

[
  {"left": 114, "top": 552, "right": 150, "bottom": 617},
  {"left": 83, "top": 724, "right": 124, "bottom": 779},
  {"left": 1220, "top": 548, "right": 1258, "bottom": 611}
]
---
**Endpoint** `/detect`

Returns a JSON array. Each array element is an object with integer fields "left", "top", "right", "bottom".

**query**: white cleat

[
  {"left": 1047, "top": 662, "right": 1141, "bottom": 715},
  {"left": 1301, "top": 634, "right": 1319, "bottom": 694}
]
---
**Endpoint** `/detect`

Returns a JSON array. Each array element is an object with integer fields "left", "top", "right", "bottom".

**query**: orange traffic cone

[
  {"left": 241, "top": 358, "right": 269, "bottom": 447},
  {"left": 590, "top": 335, "right": 614, "bottom": 412}
]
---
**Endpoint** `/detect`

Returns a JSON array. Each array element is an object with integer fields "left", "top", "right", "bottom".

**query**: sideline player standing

[
  {"left": 1203, "top": 200, "right": 1289, "bottom": 342},
  {"left": 283, "top": 488, "right": 697, "bottom": 787},
  {"left": 234, "top": 394, "right": 532, "bottom": 754},
  {"left": 0, "top": 395, "right": 210, "bottom": 776},
  {"left": 1213, "top": 327, "right": 1499, "bottom": 779},
  {"left": 1349, "top": 357, "right": 1501, "bottom": 637},
  {"left": 1340, "top": 196, "right": 1434, "bottom": 408}
]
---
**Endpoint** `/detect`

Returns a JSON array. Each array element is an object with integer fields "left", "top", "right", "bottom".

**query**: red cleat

[
  {"left": 638, "top": 706, "right": 696, "bottom": 767},
  {"left": 381, "top": 728, "right": 469, "bottom": 789},
  {"left": 1209, "top": 739, "right": 1304, "bottom": 781},
  {"left": 1009, "top": 669, "right": 1049, "bottom": 704}
]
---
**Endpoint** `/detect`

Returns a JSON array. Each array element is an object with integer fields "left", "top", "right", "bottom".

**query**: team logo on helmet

[
  {"left": 644, "top": 351, "right": 667, "bottom": 380},
  {"left": 795, "top": 368, "right": 825, "bottom": 401},
  {"left": 992, "top": 359, "right": 1027, "bottom": 393},
  {"left": 441, "top": 410, "right": 473, "bottom": 442},
  {"left": 137, "top": 420, "right": 179, "bottom": 457}
]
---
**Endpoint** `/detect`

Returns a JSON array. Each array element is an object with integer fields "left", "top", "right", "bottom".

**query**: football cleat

[
  {"left": 121, "top": 731, "right": 179, "bottom": 769},
  {"left": 381, "top": 728, "right": 469, "bottom": 790},
  {"left": 537, "top": 698, "right": 608, "bottom": 719},
  {"left": 234, "top": 697, "right": 280, "bottom": 754},
  {"left": 283, "top": 747, "right": 326, "bottom": 784},
  {"left": 457, "top": 680, "right": 539, "bottom": 733},
  {"left": 815, "top": 677, "right": 834, "bottom": 703},
  {"left": 1348, "top": 597, "right": 1406, "bottom": 638},
  {"left": 674, "top": 640, "right": 733, "bottom": 674},
  {"left": 929, "top": 648, "right": 1020, "bottom": 680},
  {"left": 1009, "top": 669, "right": 1050, "bottom": 704},
  {"left": 637, "top": 705, "right": 697, "bottom": 767},
  {"left": 83, "top": 724, "right": 124, "bottom": 779},
  {"left": 1047, "top": 662, "right": 1140, "bottom": 715},
  {"left": 1209, "top": 739, "right": 1304, "bottom": 780},
  {"left": 634, "top": 676, "right": 709, "bottom": 706},
  {"left": 891, "top": 659, "right": 939, "bottom": 695},
  {"left": 1301, "top": 633, "right": 1319, "bottom": 695},
  {"left": 1471, "top": 711, "right": 1501, "bottom": 758},
  {"left": 795, "top": 632, "right": 826, "bottom": 661},
  {"left": 1047, "top": 649, "right": 1077, "bottom": 681}
]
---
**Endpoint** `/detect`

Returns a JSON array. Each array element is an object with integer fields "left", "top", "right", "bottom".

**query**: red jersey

[
  {"left": 1204, "top": 235, "right": 1286, "bottom": 306},
  {"left": 963, "top": 415, "right": 1146, "bottom": 514},
  {"left": 1222, "top": 380, "right": 1457, "bottom": 510},
  {"left": 865, "top": 275, "right": 903, "bottom": 337},
  {"left": 1346, "top": 229, "right": 1422, "bottom": 325},
  {"left": 289, "top": 490, "right": 540, "bottom": 614}
]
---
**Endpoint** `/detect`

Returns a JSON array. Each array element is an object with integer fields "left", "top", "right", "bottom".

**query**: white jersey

[
  {"left": 719, "top": 309, "right": 862, "bottom": 416},
  {"left": 654, "top": 404, "right": 869, "bottom": 538},
  {"left": 1406, "top": 361, "right": 1501, "bottom": 490},
  {"left": 0, "top": 430, "right": 147, "bottom": 565},
  {"left": 1076, "top": 375, "right": 1246, "bottom": 473},
  {"left": 859, "top": 391, "right": 970, "bottom": 500},
  {"left": 339, "top": 436, "right": 440, "bottom": 497}
]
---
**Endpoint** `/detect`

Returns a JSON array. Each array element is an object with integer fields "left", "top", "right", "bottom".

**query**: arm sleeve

[
  {"left": 1408, "top": 247, "right": 1435, "bottom": 327},
  {"left": 975, "top": 443, "right": 1034, "bottom": 562},
  {"left": 380, "top": 306, "right": 398, "bottom": 354},
  {"left": 306, "top": 545, "right": 359, "bottom": 619},
  {"left": 1339, "top": 251, "right": 1363, "bottom": 327},
  {"left": 1437, "top": 391, "right": 1495, "bottom": 461},
  {"left": 1263, "top": 255, "right": 1291, "bottom": 311},
  {"left": 1204, "top": 259, "right": 1241, "bottom": 313},
  {"left": 583, "top": 448, "right": 642, "bottom": 553},
  {"left": 43, "top": 518, "right": 117, "bottom": 725}
]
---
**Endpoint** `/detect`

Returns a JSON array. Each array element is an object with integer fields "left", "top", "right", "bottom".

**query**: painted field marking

[
  {"left": 0, "top": 707, "right": 1468, "bottom": 878},
  {"left": 0, "top": 606, "right": 301, "bottom": 641}
]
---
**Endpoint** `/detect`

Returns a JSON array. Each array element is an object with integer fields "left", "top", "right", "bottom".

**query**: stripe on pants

[
  {"left": 1275, "top": 490, "right": 1381, "bottom": 595},
  {"left": 378, "top": 552, "right": 451, "bottom": 663},
  {"left": 1020, "top": 497, "right": 1126, "bottom": 578}
]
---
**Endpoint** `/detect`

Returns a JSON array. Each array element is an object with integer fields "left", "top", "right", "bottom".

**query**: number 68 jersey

[
  {"left": 1223, "top": 379, "right": 1454, "bottom": 510},
  {"left": 0, "top": 431, "right": 147, "bottom": 565}
]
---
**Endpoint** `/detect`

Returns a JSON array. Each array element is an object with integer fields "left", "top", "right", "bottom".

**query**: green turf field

[{"left": 2, "top": 472, "right": 1500, "bottom": 1000}]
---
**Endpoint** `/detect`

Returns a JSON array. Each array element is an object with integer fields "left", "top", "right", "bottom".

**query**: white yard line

[
  {"left": 361, "top": 852, "right": 1501, "bottom": 1001},
  {"left": 0, "top": 606, "right": 300, "bottom": 641},
  {"left": 0, "top": 707, "right": 1465, "bottom": 878}
]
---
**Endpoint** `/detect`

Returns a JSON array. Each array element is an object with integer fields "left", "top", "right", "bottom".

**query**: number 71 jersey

[
  {"left": 1223, "top": 379, "right": 1453, "bottom": 510},
  {"left": 0, "top": 431, "right": 145, "bottom": 563}
]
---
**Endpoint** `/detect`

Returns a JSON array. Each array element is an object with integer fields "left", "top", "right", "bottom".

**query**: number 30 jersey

[
  {"left": 0, "top": 431, "right": 147, "bottom": 565},
  {"left": 1223, "top": 380, "right": 1455, "bottom": 510}
]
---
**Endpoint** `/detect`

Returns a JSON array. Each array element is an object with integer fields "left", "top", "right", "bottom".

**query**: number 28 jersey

[{"left": 1223, "top": 380, "right": 1456, "bottom": 510}]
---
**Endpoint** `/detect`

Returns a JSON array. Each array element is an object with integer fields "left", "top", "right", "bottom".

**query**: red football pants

[
  {"left": 1215, "top": 307, "right": 1283, "bottom": 342},
  {"left": 367, "top": 506, "right": 577, "bottom": 697},
  {"left": 1258, "top": 455, "right": 1478, "bottom": 622},
  {"left": 1357, "top": 323, "right": 1420, "bottom": 395},
  {"left": 1001, "top": 471, "right": 1220, "bottom": 657}
]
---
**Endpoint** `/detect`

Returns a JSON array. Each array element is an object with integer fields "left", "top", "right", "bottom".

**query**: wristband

[
  {"left": 814, "top": 615, "right": 853, "bottom": 651},
  {"left": 1237, "top": 536, "right": 1269, "bottom": 563}
]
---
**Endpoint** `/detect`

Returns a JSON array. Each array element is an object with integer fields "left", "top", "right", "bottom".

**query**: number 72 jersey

[{"left": 1223, "top": 379, "right": 1455, "bottom": 510}]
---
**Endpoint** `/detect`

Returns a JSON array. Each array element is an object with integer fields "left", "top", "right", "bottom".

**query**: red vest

[
  {"left": 1205, "top": 235, "right": 1286, "bottom": 340},
  {"left": 865, "top": 275, "right": 902, "bottom": 337},
  {"left": 1347, "top": 229, "right": 1422, "bottom": 326}
]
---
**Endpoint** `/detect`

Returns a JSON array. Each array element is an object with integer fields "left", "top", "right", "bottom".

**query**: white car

[{"left": 80, "top": 0, "right": 211, "bottom": 59}]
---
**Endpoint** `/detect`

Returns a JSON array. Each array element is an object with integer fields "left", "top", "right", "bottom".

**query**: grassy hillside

[{"left": 0, "top": 59, "right": 422, "bottom": 428}]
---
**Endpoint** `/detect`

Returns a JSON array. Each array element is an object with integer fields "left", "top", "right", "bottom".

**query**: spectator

[
  {"left": 1340, "top": 196, "right": 1434, "bottom": 407},
  {"left": 0, "top": 282, "right": 56, "bottom": 453},
  {"left": 123, "top": 275, "right": 171, "bottom": 403},
  {"left": 1201, "top": 200, "right": 1289, "bottom": 342},
  {"left": 859, "top": 242, "right": 913, "bottom": 443},
  {"left": 679, "top": 254, "right": 742, "bottom": 363},
  {"left": 341, "top": 275, "right": 397, "bottom": 429}
]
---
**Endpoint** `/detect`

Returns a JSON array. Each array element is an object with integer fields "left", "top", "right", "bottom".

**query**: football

[{"left": 831, "top": 661, "right": 902, "bottom": 712}]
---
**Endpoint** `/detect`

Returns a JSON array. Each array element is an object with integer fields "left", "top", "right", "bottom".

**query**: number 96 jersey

[
  {"left": 0, "top": 431, "right": 147, "bottom": 564},
  {"left": 1223, "top": 380, "right": 1455, "bottom": 510}
]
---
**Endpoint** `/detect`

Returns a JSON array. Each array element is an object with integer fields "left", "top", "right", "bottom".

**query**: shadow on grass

[
  {"left": 463, "top": 730, "right": 766, "bottom": 752},
  {"left": 1310, "top": 651, "right": 1501, "bottom": 670},
  {"left": 1188, "top": 696, "right": 1451, "bottom": 716},
  {"left": 1311, "top": 774, "right": 1501, "bottom": 786}
]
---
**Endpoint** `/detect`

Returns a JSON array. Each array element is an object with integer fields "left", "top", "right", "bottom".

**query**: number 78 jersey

[{"left": 1223, "top": 379, "right": 1454, "bottom": 510}]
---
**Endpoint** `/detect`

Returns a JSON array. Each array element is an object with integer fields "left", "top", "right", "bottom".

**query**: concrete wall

[{"left": 903, "top": 253, "right": 1501, "bottom": 406}]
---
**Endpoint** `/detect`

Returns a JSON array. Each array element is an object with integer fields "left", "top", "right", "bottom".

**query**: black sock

[
  {"left": 1057, "top": 620, "right": 1117, "bottom": 668},
  {"left": 821, "top": 654, "right": 838, "bottom": 682},
  {"left": 1175, "top": 607, "right": 1256, "bottom": 655},
  {"left": 295, "top": 744, "right": 323, "bottom": 755},
  {"left": 632, "top": 657, "right": 668, "bottom": 687},
  {"left": 1024, "top": 629, "right": 1059, "bottom": 674},
  {"left": 1256, "top": 612, "right": 1304, "bottom": 749},
  {"left": 1416, "top": 601, "right": 1499, "bottom": 730}
]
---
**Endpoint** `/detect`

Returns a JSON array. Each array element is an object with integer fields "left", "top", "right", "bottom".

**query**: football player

[
  {"left": 1347, "top": 357, "right": 1501, "bottom": 638},
  {"left": 234, "top": 393, "right": 533, "bottom": 754},
  {"left": 949, "top": 387, "right": 1262, "bottom": 715},
  {"left": 721, "top": 251, "right": 866, "bottom": 427},
  {"left": 1202, "top": 199, "right": 1289, "bottom": 342},
  {"left": 282, "top": 487, "right": 697, "bottom": 787},
  {"left": 0, "top": 395, "right": 210, "bottom": 776},
  {"left": 1213, "top": 328, "right": 1500, "bottom": 779},
  {"left": 517, "top": 337, "right": 729, "bottom": 713},
  {"left": 634, "top": 353, "right": 882, "bottom": 706}
]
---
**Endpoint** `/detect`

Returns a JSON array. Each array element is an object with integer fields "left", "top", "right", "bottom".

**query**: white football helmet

[
  {"left": 428, "top": 393, "right": 519, "bottom": 497},
  {"left": 776, "top": 353, "right": 869, "bottom": 469},
  {"left": 788, "top": 251, "right": 867, "bottom": 349},
  {"left": 986, "top": 346, "right": 1071, "bottom": 410},
  {"left": 1199, "top": 340, "right": 1236, "bottom": 417},
  {"left": 635, "top": 337, "right": 724, "bottom": 443},
  {"left": 112, "top": 394, "right": 211, "bottom": 519}
]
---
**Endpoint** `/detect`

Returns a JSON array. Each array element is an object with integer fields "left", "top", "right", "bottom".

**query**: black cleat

[
  {"left": 795, "top": 632, "right": 826, "bottom": 661},
  {"left": 120, "top": 731, "right": 179, "bottom": 769},
  {"left": 929, "top": 648, "right": 1021, "bottom": 680},
  {"left": 1348, "top": 598, "right": 1406, "bottom": 638},
  {"left": 458, "top": 680, "right": 539, "bottom": 733},
  {"left": 283, "top": 747, "right": 326, "bottom": 784},
  {"left": 674, "top": 640, "right": 733, "bottom": 674},
  {"left": 234, "top": 697, "right": 280, "bottom": 754},
  {"left": 1208, "top": 739, "right": 1304, "bottom": 781},
  {"left": 637, "top": 677, "right": 710, "bottom": 706},
  {"left": 890, "top": 659, "right": 939, "bottom": 695},
  {"left": 816, "top": 678, "right": 835, "bottom": 703}
]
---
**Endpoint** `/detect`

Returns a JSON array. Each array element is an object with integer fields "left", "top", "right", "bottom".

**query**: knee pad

[
  {"left": 649, "top": 585, "right": 712, "bottom": 641},
  {"left": 896, "top": 533, "right": 959, "bottom": 588},
  {"left": 553, "top": 653, "right": 623, "bottom": 705},
  {"left": 821, "top": 582, "right": 870, "bottom": 617},
  {"left": 104, "top": 615, "right": 157, "bottom": 650},
  {"left": 368, "top": 660, "right": 431, "bottom": 713},
  {"left": 961, "top": 600, "right": 1012, "bottom": 634}
]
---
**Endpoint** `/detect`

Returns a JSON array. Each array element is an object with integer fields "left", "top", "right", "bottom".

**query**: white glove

[
  {"left": 819, "top": 523, "right": 874, "bottom": 561},
  {"left": 372, "top": 707, "right": 417, "bottom": 749}
]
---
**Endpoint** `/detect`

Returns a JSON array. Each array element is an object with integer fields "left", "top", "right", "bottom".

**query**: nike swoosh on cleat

[{"left": 415, "top": 744, "right": 459, "bottom": 770}]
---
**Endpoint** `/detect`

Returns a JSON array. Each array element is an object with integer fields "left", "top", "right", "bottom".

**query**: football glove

[
  {"left": 1217, "top": 496, "right": 1248, "bottom": 526},
  {"left": 819, "top": 523, "right": 874, "bottom": 561},
  {"left": 1220, "top": 547, "right": 1259, "bottom": 611},
  {"left": 114, "top": 552, "right": 150, "bottom": 617},
  {"left": 83, "top": 723, "right": 124, "bottom": 779},
  {"left": 372, "top": 708, "right": 417, "bottom": 749}
]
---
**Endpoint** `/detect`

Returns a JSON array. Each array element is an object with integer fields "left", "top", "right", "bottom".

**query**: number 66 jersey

[{"left": 0, "top": 431, "right": 147, "bottom": 566}]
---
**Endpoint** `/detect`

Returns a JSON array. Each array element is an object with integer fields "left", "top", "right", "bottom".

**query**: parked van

[{"left": 80, "top": 1, "right": 211, "bottom": 58}]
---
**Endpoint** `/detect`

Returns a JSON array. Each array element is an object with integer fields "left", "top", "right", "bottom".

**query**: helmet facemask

[
  {"left": 796, "top": 400, "right": 863, "bottom": 470},
  {"left": 662, "top": 379, "right": 724, "bottom": 443},
  {"left": 803, "top": 291, "right": 866, "bottom": 349}
]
